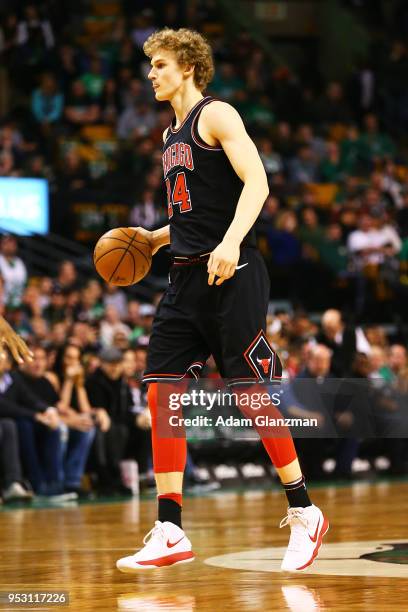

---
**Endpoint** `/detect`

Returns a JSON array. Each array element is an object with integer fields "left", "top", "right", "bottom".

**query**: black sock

[
  {"left": 283, "top": 475, "right": 312, "bottom": 508},
  {"left": 158, "top": 498, "right": 182, "bottom": 528}
]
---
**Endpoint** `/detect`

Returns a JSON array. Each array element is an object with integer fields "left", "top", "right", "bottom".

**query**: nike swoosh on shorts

[{"left": 235, "top": 263, "right": 249, "bottom": 270}]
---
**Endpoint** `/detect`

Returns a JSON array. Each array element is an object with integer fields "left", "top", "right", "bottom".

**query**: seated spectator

[
  {"left": 31, "top": 73, "right": 64, "bottom": 126},
  {"left": 100, "top": 79, "right": 120, "bottom": 125},
  {"left": 117, "top": 102, "right": 156, "bottom": 140},
  {"left": 315, "top": 81, "right": 352, "bottom": 126},
  {"left": 58, "top": 44, "right": 80, "bottom": 94},
  {"left": 103, "top": 283, "right": 127, "bottom": 319},
  {"left": 359, "top": 113, "right": 396, "bottom": 163},
  {"left": 210, "top": 62, "right": 243, "bottom": 101},
  {"left": 298, "top": 207, "right": 325, "bottom": 254},
  {"left": 54, "top": 260, "right": 79, "bottom": 293},
  {"left": 17, "top": 4, "right": 54, "bottom": 51},
  {"left": 122, "top": 348, "right": 152, "bottom": 478},
  {"left": 129, "top": 189, "right": 160, "bottom": 229},
  {"left": 130, "top": 9, "right": 155, "bottom": 48},
  {"left": 288, "top": 145, "right": 318, "bottom": 185},
  {"left": 0, "top": 235, "right": 27, "bottom": 308},
  {"left": 347, "top": 212, "right": 402, "bottom": 269},
  {"left": 295, "top": 124, "right": 326, "bottom": 162},
  {"left": 388, "top": 344, "right": 408, "bottom": 383},
  {"left": 51, "top": 343, "right": 99, "bottom": 497},
  {"left": 316, "top": 309, "right": 371, "bottom": 376},
  {"left": 86, "top": 347, "right": 135, "bottom": 496},
  {"left": 0, "top": 12, "right": 19, "bottom": 65},
  {"left": 258, "top": 138, "right": 283, "bottom": 179},
  {"left": 64, "top": 80, "right": 100, "bottom": 130},
  {"left": 0, "top": 416, "right": 33, "bottom": 503},
  {"left": 292, "top": 344, "right": 335, "bottom": 478},
  {"left": 80, "top": 57, "right": 106, "bottom": 101},
  {"left": 319, "top": 141, "right": 352, "bottom": 183},
  {"left": 0, "top": 349, "right": 60, "bottom": 496},
  {"left": 317, "top": 223, "right": 348, "bottom": 277},
  {"left": 100, "top": 305, "right": 131, "bottom": 347},
  {"left": 43, "top": 287, "right": 67, "bottom": 325},
  {"left": 57, "top": 149, "right": 91, "bottom": 192}
]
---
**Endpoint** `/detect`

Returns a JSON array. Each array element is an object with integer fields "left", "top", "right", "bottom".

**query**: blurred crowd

[
  {"left": 1, "top": 1, "right": 408, "bottom": 501},
  {"left": 0, "top": 233, "right": 407, "bottom": 503}
]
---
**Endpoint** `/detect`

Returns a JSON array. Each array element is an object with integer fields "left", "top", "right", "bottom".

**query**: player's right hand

[
  {"left": 0, "top": 316, "right": 33, "bottom": 364},
  {"left": 128, "top": 225, "right": 171, "bottom": 255},
  {"left": 128, "top": 226, "right": 161, "bottom": 256}
]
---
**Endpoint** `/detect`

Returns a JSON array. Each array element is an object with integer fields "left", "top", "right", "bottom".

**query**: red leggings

[{"left": 147, "top": 382, "right": 297, "bottom": 473}]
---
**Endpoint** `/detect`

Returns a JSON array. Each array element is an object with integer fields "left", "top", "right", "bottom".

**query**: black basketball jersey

[{"left": 162, "top": 96, "right": 255, "bottom": 255}]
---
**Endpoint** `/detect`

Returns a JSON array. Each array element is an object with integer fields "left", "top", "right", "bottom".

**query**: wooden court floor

[{"left": 0, "top": 481, "right": 408, "bottom": 611}]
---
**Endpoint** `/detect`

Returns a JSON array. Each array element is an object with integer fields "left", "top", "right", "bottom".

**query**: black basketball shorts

[{"left": 143, "top": 248, "right": 282, "bottom": 386}]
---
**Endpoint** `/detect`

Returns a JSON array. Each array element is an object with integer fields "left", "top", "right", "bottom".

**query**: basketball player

[
  {"left": 0, "top": 315, "right": 33, "bottom": 363},
  {"left": 117, "top": 28, "right": 328, "bottom": 573}
]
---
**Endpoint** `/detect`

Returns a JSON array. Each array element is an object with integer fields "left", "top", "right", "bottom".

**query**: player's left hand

[{"left": 208, "top": 239, "right": 240, "bottom": 286}]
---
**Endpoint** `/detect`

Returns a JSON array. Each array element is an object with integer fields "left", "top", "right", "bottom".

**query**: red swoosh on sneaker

[
  {"left": 167, "top": 537, "right": 184, "bottom": 548},
  {"left": 309, "top": 517, "right": 320, "bottom": 543}
]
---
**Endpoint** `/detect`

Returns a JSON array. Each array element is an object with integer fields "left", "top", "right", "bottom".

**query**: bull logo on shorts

[
  {"left": 244, "top": 330, "right": 282, "bottom": 382},
  {"left": 257, "top": 357, "right": 271, "bottom": 375}
]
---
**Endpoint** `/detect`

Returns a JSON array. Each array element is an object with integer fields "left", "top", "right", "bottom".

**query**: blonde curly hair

[{"left": 143, "top": 28, "right": 214, "bottom": 92}]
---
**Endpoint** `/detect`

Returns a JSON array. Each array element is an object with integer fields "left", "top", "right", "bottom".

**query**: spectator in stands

[
  {"left": 288, "top": 145, "right": 318, "bottom": 185},
  {"left": 64, "top": 80, "right": 100, "bottom": 130},
  {"left": 319, "top": 141, "right": 352, "bottom": 183},
  {"left": 316, "top": 81, "right": 352, "bottom": 125},
  {"left": 211, "top": 62, "right": 244, "bottom": 101},
  {"left": 43, "top": 286, "right": 67, "bottom": 325},
  {"left": 316, "top": 309, "right": 371, "bottom": 376},
  {"left": 294, "top": 124, "right": 326, "bottom": 161},
  {"left": 58, "top": 44, "right": 80, "bottom": 94},
  {"left": 80, "top": 57, "right": 106, "bottom": 101},
  {"left": 0, "top": 415, "right": 33, "bottom": 503},
  {"left": 359, "top": 113, "right": 396, "bottom": 163},
  {"left": 258, "top": 138, "right": 283, "bottom": 180},
  {"left": 130, "top": 9, "right": 155, "bottom": 48},
  {"left": 31, "top": 73, "right": 64, "bottom": 127},
  {"left": 122, "top": 348, "right": 152, "bottom": 478},
  {"left": 317, "top": 223, "right": 348, "bottom": 284},
  {"left": 0, "top": 235, "right": 27, "bottom": 308},
  {"left": 103, "top": 283, "right": 127, "bottom": 319},
  {"left": 17, "top": 4, "right": 54, "bottom": 51},
  {"left": 100, "top": 79, "right": 120, "bottom": 125},
  {"left": 57, "top": 148, "right": 91, "bottom": 192},
  {"left": 0, "top": 349, "right": 60, "bottom": 495},
  {"left": 388, "top": 344, "right": 408, "bottom": 383},
  {"left": 129, "top": 189, "right": 160, "bottom": 229},
  {"left": 51, "top": 343, "right": 100, "bottom": 496},
  {"left": 126, "top": 301, "right": 144, "bottom": 344},
  {"left": 55, "top": 260, "right": 79, "bottom": 293},
  {"left": 100, "top": 305, "right": 130, "bottom": 347},
  {"left": 86, "top": 347, "right": 135, "bottom": 496},
  {"left": 292, "top": 344, "right": 335, "bottom": 478},
  {"left": 117, "top": 101, "right": 156, "bottom": 140},
  {"left": 0, "top": 12, "right": 19, "bottom": 66}
]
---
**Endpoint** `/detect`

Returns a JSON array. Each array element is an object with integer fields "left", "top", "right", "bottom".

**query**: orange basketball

[{"left": 93, "top": 227, "right": 152, "bottom": 286}]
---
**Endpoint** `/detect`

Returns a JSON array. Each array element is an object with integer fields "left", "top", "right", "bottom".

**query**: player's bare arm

[
  {"left": 0, "top": 315, "right": 33, "bottom": 364},
  {"left": 201, "top": 102, "right": 269, "bottom": 285}
]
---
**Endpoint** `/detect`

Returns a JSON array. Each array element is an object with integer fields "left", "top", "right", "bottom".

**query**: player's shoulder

[
  {"left": 162, "top": 127, "right": 170, "bottom": 143},
  {"left": 202, "top": 100, "right": 241, "bottom": 121},
  {"left": 201, "top": 100, "right": 245, "bottom": 137}
]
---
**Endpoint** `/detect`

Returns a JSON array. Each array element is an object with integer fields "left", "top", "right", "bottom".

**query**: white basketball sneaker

[
  {"left": 116, "top": 521, "right": 195, "bottom": 572},
  {"left": 280, "top": 504, "right": 329, "bottom": 571}
]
